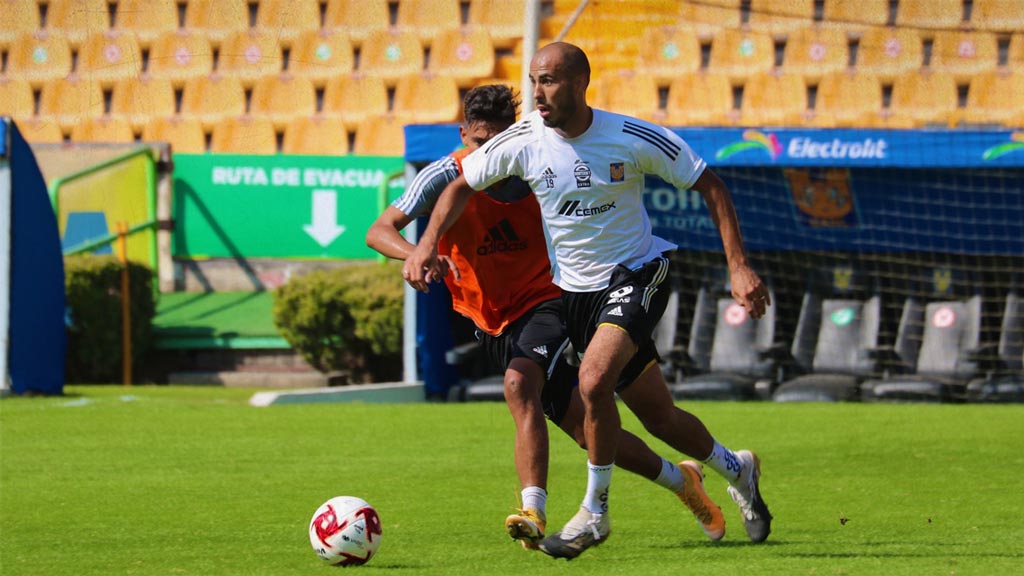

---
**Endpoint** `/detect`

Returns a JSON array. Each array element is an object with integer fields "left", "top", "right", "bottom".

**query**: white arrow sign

[{"left": 303, "top": 189, "right": 346, "bottom": 247}]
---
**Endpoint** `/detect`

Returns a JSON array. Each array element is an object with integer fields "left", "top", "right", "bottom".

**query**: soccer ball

[{"left": 308, "top": 496, "right": 383, "bottom": 566}]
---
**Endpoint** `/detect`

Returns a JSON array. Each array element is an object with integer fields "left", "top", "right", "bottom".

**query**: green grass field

[{"left": 2, "top": 386, "right": 1022, "bottom": 575}]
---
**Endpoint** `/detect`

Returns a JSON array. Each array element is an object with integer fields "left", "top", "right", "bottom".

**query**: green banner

[{"left": 173, "top": 154, "right": 405, "bottom": 259}]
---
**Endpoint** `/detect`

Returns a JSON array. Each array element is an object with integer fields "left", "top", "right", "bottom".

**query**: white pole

[
  {"left": 0, "top": 120, "right": 11, "bottom": 394},
  {"left": 402, "top": 163, "right": 418, "bottom": 385},
  {"left": 521, "top": 0, "right": 540, "bottom": 114}
]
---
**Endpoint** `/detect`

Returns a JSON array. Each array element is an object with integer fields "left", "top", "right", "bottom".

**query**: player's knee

[{"left": 502, "top": 372, "right": 539, "bottom": 404}]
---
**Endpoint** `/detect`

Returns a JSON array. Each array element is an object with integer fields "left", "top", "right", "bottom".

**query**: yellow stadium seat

[
  {"left": 812, "top": 70, "right": 882, "bottom": 127},
  {"left": 70, "top": 117, "right": 136, "bottom": 143},
  {"left": 147, "top": 30, "right": 214, "bottom": 88},
  {"left": 255, "top": 0, "right": 320, "bottom": 48},
  {"left": 664, "top": 72, "right": 735, "bottom": 126},
  {"left": 952, "top": 70, "right": 1024, "bottom": 126},
  {"left": 637, "top": 26, "right": 702, "bottom": 86},
  {"left": 183, "top": 0, "right": 250, "bottom": 47},
  {"left": 217, "top": 30, "right": 284, "bottom": 86},
  {"left": 821, "top": 0, "right": 889, "bottom": 34},
  {"left": 591, "top": 71, "right": 661, "bottom": 122},
  {"left": 250, "top": 74, "right": 317, "bottom": 129},
  {"left": 359, "top": 29, "right": 425, "bottom": 86},
  {"left": 0, "top": 78, "right": 35, "bottom": 120},
  {"left": 323, "top": 0, "right": 390, "bottom": 48},
  {"left": 353, "top": 114, "right": 405, "bottom": 156},
  {"left": 45, "top": 0, "right": 110, "bottom": 48},
  {"left": 395, "top": 0, "right": 460, "bottom": 47},
  {"left": 427, "top": 27, "right": 496, "bottom": 88},
  {"left": 1011, "top": 34, "right": 1024, "bottom": 71},
  {"left": 392, "top": 73, "right": 461, "bottom": 124},
  {"left": 856, "top": 26, "right": 923, "bottom": 82},
  {"left": 0, "top": 0, "right": 40, "bottom": 50},
  {"left": 179, "top": 74, "right": 247, "bottom": 129},
  {"left": 494, "top": 51, "right": 523, "bottom": 82},
  {"left": 14, "top": 118, "right": 65, "bottom": 143},
  {"left": 676, "top": 0, "right": 742, "bottom": 41},
  {"left": 895, "top": 0, "right": 963, "bottom": 37},
  {"left": 141, "top": 116, "right": 206, "bottom": 153},
  {"left": 884, "top": 70, "right": 958, "bottom": 127},
  {"left": 75, "top": 31, "right": 143, "bottom": 88},
  {"left": 282, "top": 115, "right": 350, "bottom": 155},
  {"left": 114, "top": 0, "right": 178, "bottom": 48},
  {"left": 37, "top": 76, "right": 106, "bottom": 131},
  {"left": 740, "top": 72, "right": 807, "bottom": 126},
  {"left": 781, "top": 26, "right": 849, "bottom": 82},
  {"left": 747, "top": 0, "right": 815, "bottom": 38},
  {"left": 929, "top": 30, "right": 999, "bottom": 84},
  {"left": 971, "top": 0, "right": 1024, "bottom": 33},
  {"left": 5, "top": 32, "right": 72, "bottom": 88},
  {"left": 322, "top": 74, "right": 389, "bottom": 131},
  {"left": 288, "top": 29, "right": 355, "bottom": 88},
  {"left": 467, "top": 0, "right": 525, "bottom": 49},
  {"left": 211, "top": 115, "right": 278, "bottom": 154},
  {"left": 708, "top": 28, "right": 776, "bottom": 86},
  {"left": 110, "top": 76, "right": 176, "bottom": 131}
]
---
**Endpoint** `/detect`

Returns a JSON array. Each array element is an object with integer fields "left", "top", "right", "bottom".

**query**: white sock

[
  {"left": 703, "top": 440, "right": 742, "bottom": 483},
  {"left": 653, "top": 457, "right": 686, "bottom": 493},
  {"left": 582, "top": 461, "right": 613, "bottom": 514},
  {"left": 521, "top": 486, "right": 547, "bottom": 518}
]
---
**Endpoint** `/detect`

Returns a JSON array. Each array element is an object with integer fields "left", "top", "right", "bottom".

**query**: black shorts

[
  {"left": 478, "top": 298, "right": 577, "bottom": 425},
  {"left": 562, "top": 254, "right": 672, "bottom": 391}
]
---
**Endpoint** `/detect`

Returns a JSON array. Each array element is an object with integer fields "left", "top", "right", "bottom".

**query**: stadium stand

[
  {"left": 146, "top": 30, "right": 215, "bottom": 88},
  {"left": 282, "top": 115, "right": 350, "bottom": 156},
  {"left": 352, "top": 114, "right": 405, "bottom": 156},
  {"left": 359, "top": 29, "right": 425, "bottom": 86},
  {"left": 467, "top": 0, "right": 526, "bottom": 49},
  {"left": 254, "top": 0, "right": 321, "bottom": 48},
  {"left": 780, "top": 26, "right": 850, "bottom": 83},
  {"left": 426, "top": 27, "right": 496, "bottom": 88},
  {"left": 821, "top": 0, "right": 890, "bottom": 33},
  {"left": 44, "top": 0, "right": 110, "bottom": 49},
  {"left": 217, "top": 30, "right": 284, "bottom": 87},
  {"left": 249, "top": 74, "right": 317, "bottom": 130},
  {"left": 113, "top": 0, "right": 179, "bottom": 48},
  {"left": 37, "top": 75, "right": 105, "bottom": 132},
  {"left": 69, "top": 117, "right": 136, "bottom": 143},
  {"left": 708, "top": 28, "right": 776, "bottom": 85},
  {"left": 392, "top": 73, "right": 461, "bottom": 124},
  {"left": 210, "top": 115, "right": 277, "bottom": 155},
  {"left": 636, "top": 26, "right": 702, "bottom": 86},
  {"left": 880, "top": 70, "right": 959, "bottom": 127},
  {"left": 13, "top": 118, "right": 64, "bottom": 143},
  {"left": 739, "top": 71, "right": 808, "bottom": 127},
  {"left": 676, "top": 0, "right": 742, "bottom": 41},
  {"left": 0, "top": 0, "right": 41, "bottom": 50},
  {"left": 663, "top": 72, "right": 735, "bottom": 126},
  {"left": 395, "top": 0, "right": 461, "bottom": 47},
  {"left": 110, "top": 76, "right": 177, "bottom": 132},
  {"left": 1008, "top": 33, "right": 1024, "bottom": 70},
  {"left": 179, "top": 74, "right": 247, "bottom": 130},
  {"left": 855, "top": 26, "right": 924, "bottom": 82},
  {"left": 183, "top": 0, "right": 250, "bottom": 47},
  {"left": 970, "top": 0, "right": 1024, "bottom": 33},
  {"left": 322, "top": 0, "right": 390, "bottom": 48},
  {"left": 746, "top": 0, "right": 815, "bottom": 38},
  {"left": 322, "top": 73, "right": 389, "bottom": 131},
  {"left": 894, "top": 0, "right": 964, "bottom": 37},
  {"left": 287, "top": 29, "right": 355, "bottom": 88},
  {"left": 809, "top": 70, "right": 884, "bottom": 128},
  {"left": 929, "top": 30, "right": 999, "bottom": 84},
  {"left": 141, "top": 116, "right": 206, "bottom": 153},
  {"left": 5, "top": 32, "right": 73, "bottom": 88},
  {"left": 0, "top": 78, "right": 35, "bottom": 120},
  {"left": 590, "top": 70, "right": 661, "bottom": 123},
  {"left": 75, "top": 31, "right": 143, "bottom": 88},
  {"left": 952, "top": 70, "right": 1024, "bottom": 127}
]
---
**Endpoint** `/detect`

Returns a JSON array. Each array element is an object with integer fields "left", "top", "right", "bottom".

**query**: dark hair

[{"left": 463, "top": 84, "right": 520, "bottom": 125}]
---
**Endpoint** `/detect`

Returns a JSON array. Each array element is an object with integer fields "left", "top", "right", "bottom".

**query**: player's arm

[
  {"left": 403, "top": 174, "right": 476, "bottom": 293},
  {"left": 365, "top": 206, "right": 416, "bottom": 260}
]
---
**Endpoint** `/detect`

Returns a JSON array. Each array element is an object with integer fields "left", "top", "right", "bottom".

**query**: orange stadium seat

[
  {"left": 810, "top": 70, "right": 883, "bottom": 127},
  {"left": 359, "top": 29, "right": 424, "bottom": 86},
  {"left": 255, "top": 0, "right": 321, "bottom": 48},
  {"left": 210, "top": 115, "right": 278, "bottom": 154},
  {"left": 14, "top": 118, "right": 65, "bottom": 143},
  {"left": 141, "top": 116, "right": 206, "bottom": 153},
  {"left": 1011, "top": 34, "right": 1024, "bottom": 71},
  {"left": 288, "top": 29, "right": 355, "bottom": 88},
  {"left": 591, "top": 71, "right": 661, "bottom": 122},
  {"left": 493, "top": 50, "right": 523, "bottom": 82},
  {"left": 322, "top": 74, "right": 389, "bottom": 131},
  {"left": 747, "top": 0, "right": 815, "bottom": 38},
  {"left": 75, "top": 31, "right": 143, "bottom": 88},
  {"left": 70, "top": 117, "right": 136, "bottom": 143},
  {"left": 856, "top": 26, "right": 923, "bottom": 82},
  {"left": 467, "top": 0, "right": 525, "bottom": 49},
  {"left": 821, "top": 0, "right": 889, "bottom": 34},
  {"left": 739, "top": 71, "right": 808, "bottom": 126},
  {"left": 146, "top": 30, "right": 214, "bottom": 88},
  {"left": 179, "top": 74, "right": 247, "bottom": 129},
  {"left": 352, "top": 114, "right": 405, "bottom": 156},
  {"left": 110, "top": 76, "right": 176, "bottom": 132},
  {"left": 393, "top": 73, "right": 461, "bottom": 124},
  {"left": 664, "top": 72, "right": 736, "bottom": 126},
  {"left": 0, "top": 0, "right": 40, "bottom": 50},
  {"left": 781, "top": 26, "right": 849, "bottom": 83},
  {"left": 894, "top": 0, "right": 963, "bottom": 37},
  {"left": 676, "top": 0, "right": 742, "bottom": 41},
  {"left": 971, "top": 0, "right": 1024, "bottom": 33},
  {"left": 881, "top": 70, "right": 958, "bottom": 127},
  {"left": 5, "top": 32, "right": 73, "bottom": 88},
  {"left": 183, "top": 0, "right": 250, "bottom": 47},
  {"left": 929, "top": 30, "right": 999, "bottom": 84},
  {"left": 0, "top": 78, "right": 35, "bottom": 120},
  {"left": 323, "top": 0, "right": 390, "bottom": 48},
  {"left": 250, "top": 74, "right": 317, "bottom": 129},
  {"left": 953, "top": 70, "right": 1024, "bottom": 127},
  {"left": 395, "top": 0, "right": 461, "bottom": 47},
  {"left": 45, "top": 0, "right": 110, "bottom": 48},
  {"left": 708, "top": 28, "right": 776, "bottom": 86},
  {"left": 114, "top": 0, "right": 179, "bottom": 48},
  {"left": 636, "top": 26, "right": 702, "bottom": 86},
  {"left": 282, "top": 115, "right": 350, "bottom": 155},
  {"left": 37, "top": 76, "right": 106, "bottom": 131},
  {"left": 217, "top": 30, "right": 284, "bottom": 87},
  {"left": 427, "top": 28, "right": 496, "bottom": 88}
]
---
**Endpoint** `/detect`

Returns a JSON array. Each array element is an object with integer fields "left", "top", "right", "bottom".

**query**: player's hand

[
  {"left": 730, "top": 264, "right": 771, "bottom": 320},
  {"left": 402, "top": 244, "right": 438, "bottom": 293},
  {"left": 437, "top": 255, "right": 461, "bottom": 282}
]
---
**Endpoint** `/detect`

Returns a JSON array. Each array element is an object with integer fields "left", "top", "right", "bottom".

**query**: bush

[
  {"left": 64, "top": 254, "right": 155, "bottom": 383},
  {"left": 272, "top": 262, "right": 404, "bottom": 383}
]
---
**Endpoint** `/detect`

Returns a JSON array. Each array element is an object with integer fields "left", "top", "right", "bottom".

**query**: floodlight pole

[{"left": 521, "top": 0, "right": 540, "bottom": 114}]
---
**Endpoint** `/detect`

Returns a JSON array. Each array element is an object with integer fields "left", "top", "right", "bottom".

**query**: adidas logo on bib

[{"left": 533, "top": 345, "right": 548, "bottom": 357}]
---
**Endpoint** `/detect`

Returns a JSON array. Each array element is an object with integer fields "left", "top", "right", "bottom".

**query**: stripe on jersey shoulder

[
  {"left": 622, "top": 120, "right": 680, "bottom": 161},
  {"left": 482, "top": 120, "right": 532, "bottom": 155}
]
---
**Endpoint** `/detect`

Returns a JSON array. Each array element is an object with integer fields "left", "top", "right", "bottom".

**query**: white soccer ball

[{"left": 308, "top": 496, "right": 383, "bottom": 566}]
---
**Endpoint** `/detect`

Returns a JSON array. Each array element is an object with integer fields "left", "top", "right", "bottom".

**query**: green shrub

[
  {"left": 64, "top": 254, "right": 155, "bottom": 383},
  {"left": 272, "top": 262, "right": 404, "bottom": 383}
]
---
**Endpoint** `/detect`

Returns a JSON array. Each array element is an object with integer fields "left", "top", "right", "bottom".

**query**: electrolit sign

[{"left": 787, "top": 137, "right": 888, "bottom": 161}]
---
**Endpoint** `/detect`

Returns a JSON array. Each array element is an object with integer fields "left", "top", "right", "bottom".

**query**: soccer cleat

[
  {"left": 505, "top": 509, "right": 546, "bottom": 550},
  {"left": 677, "top": 460, "right": 726, "bottom": 541},
  {"left": 538, "top": 507, "right": 610, "bottom": 560},
  {"left": 727, "top": 450, "right": 773, "bottom": 543}
]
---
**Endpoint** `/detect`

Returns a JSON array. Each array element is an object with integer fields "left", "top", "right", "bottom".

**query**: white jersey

[{"left": 461, "top": 108, "right": 707, "bottom": 292}]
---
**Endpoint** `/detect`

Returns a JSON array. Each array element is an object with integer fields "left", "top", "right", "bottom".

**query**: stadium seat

[
  {"left": 287, "top": 29, "right": 355, "bottom": 88},
  {"left": 894, "top": 0, "right": 964, "bottom": 37},
  {"left": 352, "top": 114, "right": 405, "bottom": 156},
  {"left": 113, "top": 0, "right": 179, "bottom": 48},
  {"left": 13, "top": 118, "right": 65, "bottom": 143},
  {"left": 664, "top": 72, "right": 736, "bottom": 126},
  {"left": 493, "top": 51, "right": 522, "bottom": 82},
  {"left": 5, "top": 32, "right": 73, "bottom": 88},
  {"left": 282, "top": 115, "right": 350, "bottom": 155},
  {"left": 183, "top": 0, "right": 250, "bottom": 47},
  {"left": 254, "top": 0, "right": 320, "bottom": 48},
  {"left": 141, "top": 116, "right": 206, "bottom": 153},
  {"left": 855, "top": 26, "right": 923, "bottom": 82},
  {"left": 210, "top": 115, "right": 278, "bottom": 154},
  {"left": 821, "top": 0, "right": 889, "bottom": 34},
  {"left": 952, "top": 70, "right": 1024, "bottom": 127},
  {"left": 467, "top": 0, "right": 525, "bottom": 49},
  {"left": 1011, "top": 34, "right": 1024, "bottom": 71},
  {"left": 322, "top": 73, "right": 389, "bottom": 131},
  {"left": 75, "top": 31, "right": 143, "bottom": 88},
  {"left": 109, "top": 76, "right": 177, "bottom": 132},
  {"left": 70, "top": 117, "right": 136, "bottom": 143},
  {"left": 426, "top": 28, "right": 496, "bottom": 88},
  {"left": 395, "top": 0, "right": 462, "bottom": 47},
  {"left": 0, "top": 78, "right": 36, "bottom": 120},
  {"left": 179, "top": 74, "right": 247, "bottom": 129},
  {"left": 882, "top": 70, "right": 958, "bottom": 127},
  {"left": 45, "top": 0, "right": 110, "bottom": 48},
  {"left": 249, "top": 74, "right": 317, "bottom": 130},
  {"left": 810, "top": 70, "right": 883, "bottom": 127},
  {"left": 392, "top": 73, "right": 460, "bottom": 124},
  {"left": 967, "top": 292, "right": 1024, "bottom": 403},
  {"left": 37, "top": 76, "right": 106, "bottom": 131},
  {"left": 676, "top": 0, "right": 742, "bottom": 41},
  {"left": 739, "top": 71, "right": 808, "bottom": 127},
  {"left": 217, "top": 30, "right": 284, "bottom": 86},
  {"left": 636, "top": 26, "right": 702, "bottom": 86},
  {"left": 708, "top": 28, "right": 776, "bottom": 86},
  {"left": 929, "top": 30, "right": 999, "bottom": 84},
  {"left": 780, "top": 26, "right": 850, "bottom": 83},
  {"left": 147, "top": 30, "right": 214, "bottom": 88},
  {"left": 746, "top": 0, "right": 815, "bottom": 38},
  {"left": 358, "top": 29, "right": 425, "bottom": 86},
  {"left": 591, "top": 71, "right": 661, "bottom": 122},
  {"left": 970, "top": 0, "right": 1024, "bottom": 33},
  {"left": 0, "top": 0, "right": 40, "bottom": 50},
  {"left": 322, "top": 0, "right": 390, "bottom": 48}
]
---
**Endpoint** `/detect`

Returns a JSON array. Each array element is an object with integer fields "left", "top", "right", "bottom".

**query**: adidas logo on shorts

[{"left": 607, "top": 306, "right": 623, "bottom": 317}]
